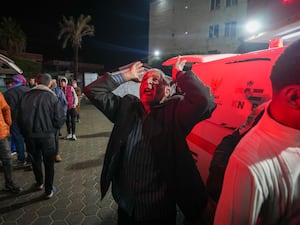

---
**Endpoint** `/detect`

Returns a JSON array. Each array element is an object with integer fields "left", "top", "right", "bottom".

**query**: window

[
  {"left": 224, "top": 22, "right": 237, "bottom": 37},
  {"left": 209, "top": 24, "right": 219, "bottom": 38},
  {"left": 226, "top": 0, "right": 238, "bottom": 7},
  {"left": 210, "top": 0, "right": 220, "bottom": 10}
]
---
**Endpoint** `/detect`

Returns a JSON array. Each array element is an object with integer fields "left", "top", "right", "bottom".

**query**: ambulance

[{"left": 162, "top": 40, "right": 287, "bottom": 182}]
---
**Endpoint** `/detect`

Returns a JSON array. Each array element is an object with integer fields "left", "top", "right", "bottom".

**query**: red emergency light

[
  {"left": 269, "top": 38, "right": 283, "bottom": 48},
  {"left": 282, "top": 0, "right": 293, "bottom": 4}
]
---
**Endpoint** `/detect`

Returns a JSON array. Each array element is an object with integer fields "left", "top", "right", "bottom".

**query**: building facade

[
  {"left": 149, "top": 0, "right": 248, "bottom": 60},
  {"left": 149, "top": 0, "right": 300, "bottom": 61}
]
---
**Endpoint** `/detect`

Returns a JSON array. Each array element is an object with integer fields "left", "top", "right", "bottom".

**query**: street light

[
  {"left": 245, "top": 20, "right": 261, "bottom": 34},
  {"left": 154, "top": 49, "right": 160, "bottom": 57}
]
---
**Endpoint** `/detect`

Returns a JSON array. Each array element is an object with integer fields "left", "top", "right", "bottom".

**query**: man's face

[
  {"left": 29, "top": 78, "right": 35, "bottom": 85},
  {"left": 60, "top": 80, "right": 67, "bottom": 87},
  {"left": 139, "top": 70, "right": 168, "bottom": 106}
]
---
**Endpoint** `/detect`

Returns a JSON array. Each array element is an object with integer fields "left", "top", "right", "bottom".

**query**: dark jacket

[
  {"left": 84, "top": 70, "right": 216, "bottom": 222},
  {"left": 17, "top": 85, "right": 66, "bottom": 138},
  {"left": 4, "top": 85, "right": 30, "bottom": 120},
  {"left": 52, "top": 87, "right": 68, "bottom": 115}
]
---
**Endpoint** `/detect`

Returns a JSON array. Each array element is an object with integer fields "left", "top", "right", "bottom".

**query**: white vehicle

[
  {"left": 0, "top": 53, "right": 23, "bottom": 92},
  {"left": 162, "top": 43, "right": 286, "bottom": 181}
]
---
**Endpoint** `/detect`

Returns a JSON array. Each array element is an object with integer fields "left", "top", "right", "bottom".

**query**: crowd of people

[
  {"left": 0, "top": 74, "right": 81, "bottom": 198},
  {"left": 0, "top": 39, "right": 299, "bottom": 224}
]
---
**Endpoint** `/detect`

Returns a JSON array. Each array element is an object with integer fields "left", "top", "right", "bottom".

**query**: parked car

[{"left": 0, "top": 54, "right": 23, "bottom": 92}]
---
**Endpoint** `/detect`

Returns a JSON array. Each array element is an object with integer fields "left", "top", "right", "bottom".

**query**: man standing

[
  {"left": 0, "top": 92, "right": 22, "bottom": 193},
  {"left": 214, "top": 39, "right": 300, "bottom": 225},
  {"left": 60, "top": 77, "right": 78, "bottom": 140},
  {"left": 18, "top": 73, "right": 66, "bottom": 199},
  {"left": 4, "top": 74, "right": 30, "bottom": 166},
  {"left": 84, "top": 58, "right": 216, "bottom": 225}
]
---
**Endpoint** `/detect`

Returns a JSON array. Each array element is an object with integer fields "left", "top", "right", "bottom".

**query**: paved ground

[{"left": 0, "top": 97, "right": 185, "bottom": 225}]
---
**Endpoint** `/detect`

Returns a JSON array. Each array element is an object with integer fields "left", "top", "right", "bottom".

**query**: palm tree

[
  {"left": 58, "top": 14, "right": 95, "bottom": 80},
  {"left": 0, "top": 17, "right": 26, "bottom": 55}
]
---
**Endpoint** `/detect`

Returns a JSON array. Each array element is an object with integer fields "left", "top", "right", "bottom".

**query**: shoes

[
  {"left": 71, "top": 134, "right": 77, "bottom": 140},
  {"left": 45, "top": 187, "right": 56, "bottom": 199},
  {"left": 5, "top": 182, "right": 22, "bottom": 193},
  {"left": 55, "top": 154, "right": 62, "bottom": 162},
  {"left": 36, "top": 183, "right": 44, "bottom": 191},
  {"left": 13, "top": 160, "right": 31, "bottom": 168},
  {"left": 23, "top": 160, "right": 31, "bottom": 166},
  {"left": 65, "top": 133, "right": 72, "bottom": 139}
]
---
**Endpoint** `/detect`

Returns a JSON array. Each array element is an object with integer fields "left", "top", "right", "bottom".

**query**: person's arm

[
  {"left": 83, "top": 61, "right": 144, "bottom": 122},
  {"left": 53, "top": 95, "right": 66, "bottom": 129},
  {"left": 58, "top": 89, "right": 68, "bottom": 115},
  {"left": 173, "top": 57, "right": 216, "bottom": 135},
  {"left": 1, "top": 93, "right": 12, "bottom": 127},
  {"left": 71, "top": 86, "right": 78, "bottom": 107}
]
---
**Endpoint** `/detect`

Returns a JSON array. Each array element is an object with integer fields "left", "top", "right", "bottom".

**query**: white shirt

[{"left": 214, "top": 106, "right": 300, "bottom": 225}]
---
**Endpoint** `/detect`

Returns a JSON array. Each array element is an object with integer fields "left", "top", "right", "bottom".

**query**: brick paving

[{"left": 0, "top": 97, "right": 185, "bottom": 225}]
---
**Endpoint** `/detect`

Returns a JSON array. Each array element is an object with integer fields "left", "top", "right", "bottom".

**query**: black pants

[
  {"left": 0, "top": 137, "right": 14, "bottom": 185},
  {"left": 117, "top": 207, "right": 176, "bottom": 225},
  {"left": 26, "top": 136, "right": 56, "bottom": 194},
  {"left": 66, "top": 108, "right": 77, "bottom": 134}
]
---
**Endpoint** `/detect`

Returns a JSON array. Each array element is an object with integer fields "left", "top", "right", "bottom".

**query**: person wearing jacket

[
  {"left": 0, "top": 92, "right": 22, "bottom": 193},
  {"left": 84, "top": 57, "right": 216, "bottom": 225},
  {"left": 17, "top": 73, "right": 66, "bottom": 199},
  {"left": 51, "top": 78, "right": 68, "bottom": 162},
  {"left": 4, "top": 74, "right": 30, "bottom": 166},
  {"left": 60, "top": 77, "right": 78, "bottom": 140}
]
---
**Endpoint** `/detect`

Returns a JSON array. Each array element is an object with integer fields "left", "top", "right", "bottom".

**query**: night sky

[{"left": 3, "top": 0, "right": 150, "bottom": 71}]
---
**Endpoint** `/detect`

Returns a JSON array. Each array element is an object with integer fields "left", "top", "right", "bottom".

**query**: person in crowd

[
  {"left": 0, "top": 92, "right": 22, "bottom": 193},
  {"left": 60, "top": 77, "right": 78, "bottom": 140},
  {"left": 83, "top": 57, "right": 216, "bottom": 225},
  {"left": 4, "top": 74, "right": 30, "bottom": 167},
  {"left": 51, "top": 79, "right": 68, "bottom": 162},
  {"left": 17, "top": 73, "right": 66, "bottom": 199},
  {"left": 28, "top": 78, "right": 36, "bottom": 88},
  {"left": 214, "top": 39, "right": 300, "bottom": 225},
  {"left": 72, "top": 79, "right": 81, "bottom": 122}
]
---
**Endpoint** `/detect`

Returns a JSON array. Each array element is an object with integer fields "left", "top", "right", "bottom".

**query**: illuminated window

[
  {"left": 210, "top": 0, "right": 220, "bottom": 10},
  {"left": 209, "top": 24, "right": 219, "bottom": 38},
  {"left": 226, "top": 0, "right": 238, "bottom": 7},
  {"left": 224, "top": 21, "right": 237, "bottom": 37}
]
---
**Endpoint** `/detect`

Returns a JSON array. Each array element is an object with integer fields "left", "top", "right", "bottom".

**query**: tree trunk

[{"left": 74, "top": 46, "right": 79, "bottom": 80}]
